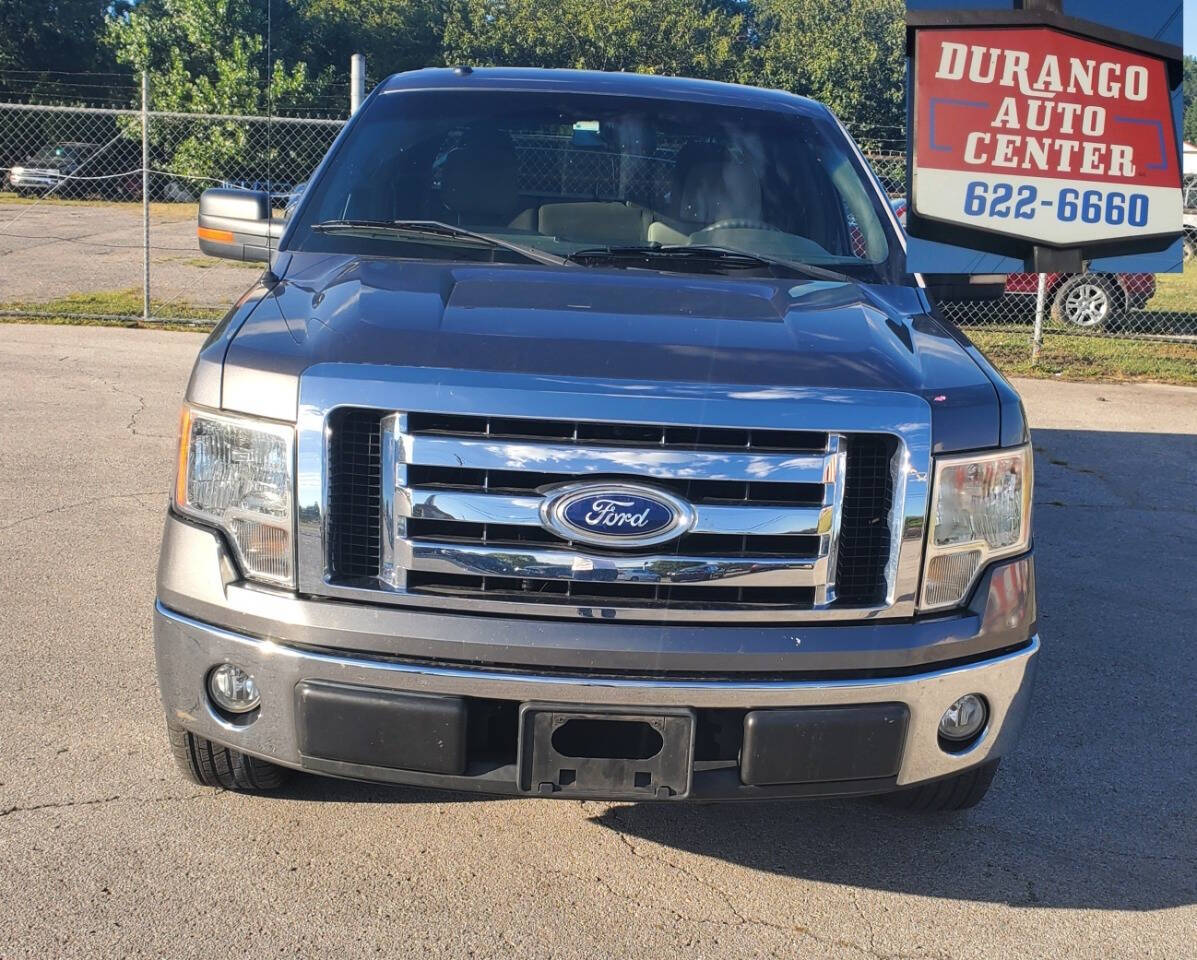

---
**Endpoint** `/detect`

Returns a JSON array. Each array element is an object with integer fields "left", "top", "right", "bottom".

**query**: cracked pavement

[{"left": 0, "top": 325, "right": 1194, "bottom": 959}]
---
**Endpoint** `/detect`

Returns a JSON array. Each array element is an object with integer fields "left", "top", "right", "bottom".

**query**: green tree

[
  {"left": 106, "top": 0, "right": 321, "bottom": 114},
  {"left": 105, "top": 0, "right": 330, "bottom": 183},
  {"left": 442, "top": 0, "right": 750, "bottom": 83},
  {"left": 0, "top": 1, "right": 124, "bottom": 75},
  {"left": 752, "top": 0, "right": 906, "bottom": 146},
  {"left": 287, "top": 0, "right": 447, "bottom": 78},
  {"left": 1183, "top": 56, "right": 1196, "bottom": 146},
  {"left": 0, "top": 1, "right": 131, "bottom": 103}
]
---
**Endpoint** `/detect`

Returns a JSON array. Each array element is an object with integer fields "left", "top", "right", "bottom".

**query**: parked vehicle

[
  {"left": 160, "top": 69, "right": 1038, "bottom": 810},
  {"left": 1003, "top": 271, "right": 1155, "bottom": 329},
  {"left": 6, "top": 141, "right": 99, "bottom": 195},
  {"left": 5, "top": 138, "right": 192, "bottom": 201},
  {"left": 890, "top": 197, "right": 1155, "bottom": 328}
]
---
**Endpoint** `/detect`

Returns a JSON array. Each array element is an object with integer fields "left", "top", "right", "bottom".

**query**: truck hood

[{"left": 220, "top": 254, "right": 1000, "bottom": 451}]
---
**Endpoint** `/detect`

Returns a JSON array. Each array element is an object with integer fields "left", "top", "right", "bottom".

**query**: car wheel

[
  {"left": 1184, "top": 233, "right": 1196, "bottom": 265},
  {"left": 167, "top": 720, "right": 289, "bottom": 791},
  {"left": 1050, "top": 275, "right": 1120, "bottom": 330},
  {"left": 879, "top": 760, "right": 999, "bottom": 812}
]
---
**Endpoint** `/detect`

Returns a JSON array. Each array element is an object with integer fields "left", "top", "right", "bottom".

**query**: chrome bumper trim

[
  {"left": 404, "top": 538, "right": 823, "bottom": 587},
  {"left": 157, "top": 512, "right": 1037, "bottom": 671},
  {"left": 155, "top": 600, "right": 1038, "bottom": 789}
]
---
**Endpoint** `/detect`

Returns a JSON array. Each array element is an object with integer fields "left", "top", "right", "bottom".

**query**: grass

[
  {"left": 0, "top": 191, "right": 198, "bottom": 219},
  {"left": 1144, "top": 264, "right": 1197, "bottom": 315},
  {"left": 0, "top": 288, "right": 221, "bottom": 330},
  {"left": 969, "top": 328, "right": 1197, "bottom": 385}
]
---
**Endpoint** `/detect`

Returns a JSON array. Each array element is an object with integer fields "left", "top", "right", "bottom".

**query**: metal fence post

[
  {"left": 1032, "top": 272, "right": 1047, "bottom": 365},
  {"left": 350, "top": 54, "right": 365, "bottom": 114},
  {"left": 141, "top": 71, "right": 150, "bottom": 325}
]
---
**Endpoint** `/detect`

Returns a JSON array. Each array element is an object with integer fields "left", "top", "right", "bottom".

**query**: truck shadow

[
  {"left": 592, "top": 427, "right": 1197, "bottom": 911},
  {"left": 275, "top": 427, "right": 1196, "bottom": 911}
]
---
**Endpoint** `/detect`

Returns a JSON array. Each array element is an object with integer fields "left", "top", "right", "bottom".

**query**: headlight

[
  {"left": 920, "top": 444, "right": 1032, "bottom": 610},
  {"left": 175, "top": 405, "right": 295, "bottom": 586}
]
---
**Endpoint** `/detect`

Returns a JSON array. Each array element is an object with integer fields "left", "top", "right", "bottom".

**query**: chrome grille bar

[
  {"left": 816, "top": 434, "right": 847, "bottom": 607},
  {"left": 396, "top": 432, "right": 835, "bottom": 485},
  {"left": 402, "top": 541, "right": 824, "bottom": 587},
  {"left": 400, "top": 489, "right": 833, "bottom": 538}
]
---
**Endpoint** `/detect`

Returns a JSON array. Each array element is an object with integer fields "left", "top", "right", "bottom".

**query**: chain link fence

[
  {"left": 0, "top": 77, "right": 1193, "bottom": 382},
  {"left": 0, "top": 84, "right": 344, "bottom": 327}
]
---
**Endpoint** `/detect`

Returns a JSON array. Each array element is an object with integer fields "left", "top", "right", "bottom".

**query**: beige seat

[{"left": 536, "top": 201, "right": 650, "bottom": 246}]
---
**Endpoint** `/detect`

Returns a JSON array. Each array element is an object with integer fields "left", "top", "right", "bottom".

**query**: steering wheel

[{"left": 690, "top": 219, "right": 780, "bottom": 239}]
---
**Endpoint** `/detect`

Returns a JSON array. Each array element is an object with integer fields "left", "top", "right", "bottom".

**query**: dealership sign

[{"left": 911, "top": 26, "right": 1182, "bottom": 254}]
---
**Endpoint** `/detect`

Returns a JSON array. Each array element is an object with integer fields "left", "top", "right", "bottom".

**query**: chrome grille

[
  {"left": 300, "top": 370, "right": 929, "bottom": 623},
  {"left": 329, "top": 411, "right": 904, "bottom": 616}
]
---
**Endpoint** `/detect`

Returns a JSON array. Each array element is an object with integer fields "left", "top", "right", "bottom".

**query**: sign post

[{"left": 1032, "top": 272, "right": 1046, "bottom": 365}]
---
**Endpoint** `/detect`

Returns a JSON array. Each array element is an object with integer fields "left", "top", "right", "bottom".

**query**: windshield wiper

[
  {"left": 566, "top": 243, "right": 855, "bottom": 284},
  {"left": 310, "top": 219, "right": 569, "bottom": 267}
]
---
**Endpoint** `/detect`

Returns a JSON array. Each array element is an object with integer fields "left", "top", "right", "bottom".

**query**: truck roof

[{"left": 379, "top": 67, "right": 832, "bottom": 119}]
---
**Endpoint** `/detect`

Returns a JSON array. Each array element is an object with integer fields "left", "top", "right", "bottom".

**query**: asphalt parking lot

[
  {"left": 0, "top": 199, "right": 254, "bottom": 308},
  {"left": 0, "top": 323, "right": 1193, "bottom": 959}
]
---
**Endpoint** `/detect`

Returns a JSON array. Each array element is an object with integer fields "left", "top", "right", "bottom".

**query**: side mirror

[
  {"left": 197, "top": 188, "right": 283, "bottom": 262},
  {"left": 924, "top": 274, "right": 1007, "bottom": 305}
]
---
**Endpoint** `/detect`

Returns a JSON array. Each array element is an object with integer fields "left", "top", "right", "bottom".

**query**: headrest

[
  {"left": 439, "top": 130, "right": 520, "bottom": 222},
  {"left": 678, "top": 156, "right": 762, "bottom": 224}
]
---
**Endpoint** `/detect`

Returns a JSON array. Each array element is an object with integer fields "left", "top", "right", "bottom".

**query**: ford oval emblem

[{"left": 540, "top": 482, "right": 695, "bottom": 549}]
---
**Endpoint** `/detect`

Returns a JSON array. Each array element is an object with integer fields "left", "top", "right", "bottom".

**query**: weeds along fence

[{"left": 0, "top": 88, "right": 1193, "bottom": 382}]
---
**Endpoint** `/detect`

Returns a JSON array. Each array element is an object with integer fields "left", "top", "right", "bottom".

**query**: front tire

[
  {"left": 1050, "top": 275, "right": 1120, "bottom": 330},
  {"left": 880, "top": 760, "right": 999, "bottom": 812},
  {"left": 167, "top": 721, "right": 289, "bottom": 791}
]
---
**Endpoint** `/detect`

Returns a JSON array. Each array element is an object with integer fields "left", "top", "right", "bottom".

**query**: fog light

[
  {"left": 938, "top": 694, "right": 987, "bottom": 743},
  {"left": 208, "top": 663, "right": 260, "bottom": 714}
]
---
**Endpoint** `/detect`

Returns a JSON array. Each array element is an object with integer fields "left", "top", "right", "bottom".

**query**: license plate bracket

[{"left": 517, "top": 703, "right": 695, "bottom": 800}]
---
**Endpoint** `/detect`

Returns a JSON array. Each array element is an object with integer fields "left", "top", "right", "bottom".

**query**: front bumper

[
  {"left": 156, "top": 614, "right": 1038, "bottom": 801},
  {"left": 156, "top": 513, "right": 1038, "bottom": 800},
  {"left": 7, "top": 170, "right": 64, "bottom": 190}
]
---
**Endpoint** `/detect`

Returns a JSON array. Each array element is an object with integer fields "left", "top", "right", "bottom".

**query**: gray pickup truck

[{"left": 157, "top": 68, "right": 1037, "bottom": 809}]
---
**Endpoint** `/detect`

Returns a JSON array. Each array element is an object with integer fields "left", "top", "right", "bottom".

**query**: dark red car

[{"left": 1002, "top": 272, "right": 1155, "bottom": 329}]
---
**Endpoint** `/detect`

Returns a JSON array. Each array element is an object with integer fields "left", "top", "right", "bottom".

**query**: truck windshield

[{"left": 287, "top": 89, "right": 899, "bottom": 284}]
